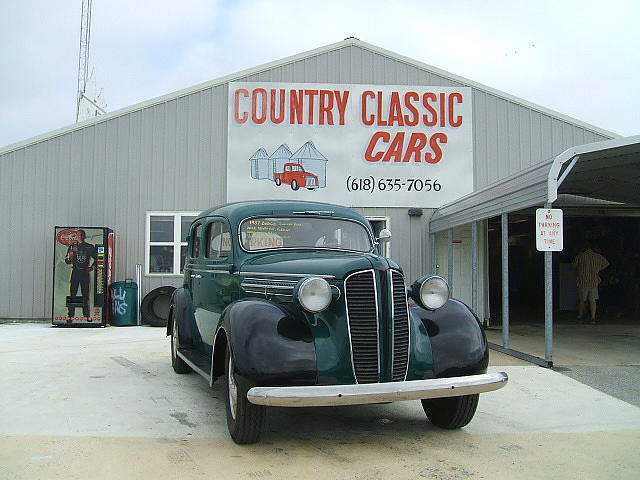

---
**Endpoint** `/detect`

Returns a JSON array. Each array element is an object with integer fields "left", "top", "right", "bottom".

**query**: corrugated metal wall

[
  {"left": 0, "top": 86, "right": 228, "bottom": 318},
  {"left": 0, "top": 43, "right": 611, "bottom": 318}
]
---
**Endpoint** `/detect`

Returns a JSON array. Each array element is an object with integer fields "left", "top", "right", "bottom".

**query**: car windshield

[{"left": 240, "top": 216, "right": 373, "bottom": 252}]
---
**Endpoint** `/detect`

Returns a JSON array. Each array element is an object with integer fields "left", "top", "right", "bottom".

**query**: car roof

[{"left": 197, "top": 200, "right": 370, "bottom": 226}]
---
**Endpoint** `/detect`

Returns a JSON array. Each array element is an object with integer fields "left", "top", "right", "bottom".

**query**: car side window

[
  {"left": 191, "top": 223, "right": 202, "bottom": 258},
  {"left": 207, "top": 221, "right": 231, "bottom": 259}
]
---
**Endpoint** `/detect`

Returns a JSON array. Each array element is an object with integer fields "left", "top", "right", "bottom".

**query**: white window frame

[
  {"left": 145, "top": 211, "right": 199, "bottom": 276},
  {"left": 366, "top": 216, "right": 390, "bottom": 257}
]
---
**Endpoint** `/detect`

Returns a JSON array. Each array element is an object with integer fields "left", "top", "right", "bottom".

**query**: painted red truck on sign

[{"left": 274, "top": 163, "right": 319, "bottom": 191}]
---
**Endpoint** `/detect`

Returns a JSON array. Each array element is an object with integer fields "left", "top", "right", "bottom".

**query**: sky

[{"left": 1, "top": 0, "right": 639, "bottom": 149}]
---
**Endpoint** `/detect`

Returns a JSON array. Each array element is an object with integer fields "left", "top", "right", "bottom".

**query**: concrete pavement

[{"left": 1, "top": 323, "right": 639, "bottom": 479}]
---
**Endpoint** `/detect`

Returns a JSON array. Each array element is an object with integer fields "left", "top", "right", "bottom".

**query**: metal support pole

[
  {"left": 544, "top": 250, "right": 553, "bottom": 363},
  {"left": 447, "top": 229, "right": 454, "bottom": 296},
  {"left": 544, "top": 203, "right": 554, "bottom": 364},
  {"left": 484, "top": 220, "right": 491, "bottom": 327},
  {"left": 135, "top": 263, "right": 142, "bottom": 326},
  {"left": 430, "top": 233, "right": 436, "bottom": 273},
  {"left": 501, "top": 214, "right": 509, "bottom": 348},
  {"left": 471, "top": 221, "right": 478, "bottom": 314}
]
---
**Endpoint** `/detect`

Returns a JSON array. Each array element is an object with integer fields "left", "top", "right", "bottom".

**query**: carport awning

[{"left": 430, "top": 135, "right": 640, "bottom": 233}]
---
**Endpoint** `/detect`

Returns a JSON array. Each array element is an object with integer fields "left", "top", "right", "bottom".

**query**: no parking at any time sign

[{"left": 536, "top": 208, "right": 563, "bottom": 251}]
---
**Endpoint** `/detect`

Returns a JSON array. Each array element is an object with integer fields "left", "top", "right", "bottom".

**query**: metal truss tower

[{"left": 76, "top": 0, "right": 93, "bottom": 122}]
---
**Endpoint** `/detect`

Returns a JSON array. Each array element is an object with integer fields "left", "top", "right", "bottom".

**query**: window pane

[
  {"left": 207, "top": 222, "right": 232, "bottom": 259},
  {"left": 192, "top": 224, "right": 202, "bottom": 258},
  {"left": 207, "top": 222, "right": 222, "bottom": 258},
  {"left": 181, "top": 216, "right": 196, "bottom": 242},
  {"left": 150, "top": 216, "right": 174, "bottom": 242},
  {"left": 220, "top": 223, "right": 231, "bottom": 257},
  {"left": 149, "top": 246, "right": 174, "bottom": 273},
  {"left": 240, "top": 217, "right": 372, "bottom": 252},
  {"left": 180, "top": 245, "right": 187, "bottom": 272}
]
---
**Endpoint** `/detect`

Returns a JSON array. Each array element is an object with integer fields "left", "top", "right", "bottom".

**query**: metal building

[{"left": 1, "top": 38, "right": 634, "bottom": 356}]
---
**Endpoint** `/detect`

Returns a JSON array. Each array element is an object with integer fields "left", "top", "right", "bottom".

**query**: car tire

[
  {"left": 224, "top": 348, "right": 265, "bottom": 444},
  {"left": 291, "top": 180, "right": 299, "bottom": 191},
  {"left": 171, "top": 314, "right": 192, "bottom": 374},
  {"left": 141, "top": 286, "right": 176, "bottom": 327},
  {"left": 421, "top": 394, "right": 479, "bottom": 429},
  {"left": 275, "top": 178, "right": 281, "bottom": 186}
]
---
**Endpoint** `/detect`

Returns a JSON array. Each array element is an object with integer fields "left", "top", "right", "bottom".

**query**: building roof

[
  {"left": 0, "top": 38, "right": 620, "bottom": 156},
  {"left": 429, "top": 135, "right": 640, "bottom": 233}
]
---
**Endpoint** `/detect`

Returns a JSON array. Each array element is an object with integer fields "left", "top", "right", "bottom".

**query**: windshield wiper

[{"left": 292, "top": 210, "right": 335, "bottom": 215}]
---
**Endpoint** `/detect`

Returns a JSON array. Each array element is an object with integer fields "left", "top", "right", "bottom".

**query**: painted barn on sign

[
  {"left": 249, "top": 148, "right": 270, "bottom": 180},
  {"left": 268, "top": 144, "right": 293, "bottom": 181},
  {"left": 290, "top": 141, "right": 328, "bottom": 188}
]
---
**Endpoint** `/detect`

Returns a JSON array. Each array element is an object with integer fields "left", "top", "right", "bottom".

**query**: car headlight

[
  {"left": 296, "top": 277, "right": 332, "bottom": 313},
  {"left": 410, "top": 275, "right": 449, "bottom": 310}
]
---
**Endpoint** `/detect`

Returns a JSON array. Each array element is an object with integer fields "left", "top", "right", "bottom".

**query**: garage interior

[
  {"left": 488, "top": 210, "right": 640, "bottom": 324},
  {"left": 430, "top": 135, "right": 640, "bottom": 367}
]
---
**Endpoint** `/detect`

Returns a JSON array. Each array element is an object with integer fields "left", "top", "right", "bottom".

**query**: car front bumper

[{"left": 247, "top": 371, "right": 508, "bottom": 407}]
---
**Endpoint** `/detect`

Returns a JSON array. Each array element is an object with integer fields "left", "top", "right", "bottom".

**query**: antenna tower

[{"left": 76, "top": 0, "right": 93, "bottom": 121}]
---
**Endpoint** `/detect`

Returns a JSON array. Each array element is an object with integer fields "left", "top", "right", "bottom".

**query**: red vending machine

[{"left": 52, "top": 227, "right": 115, "bottom": 326}]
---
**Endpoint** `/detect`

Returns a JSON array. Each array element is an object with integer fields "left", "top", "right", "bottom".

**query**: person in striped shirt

[{"left": 572, "top": 241, "right": 610, "bottom": 324}]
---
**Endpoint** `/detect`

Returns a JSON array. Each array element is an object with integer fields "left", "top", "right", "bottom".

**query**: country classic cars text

[{"left": 232, "top": 87, "right": 468, "bottom": 164}]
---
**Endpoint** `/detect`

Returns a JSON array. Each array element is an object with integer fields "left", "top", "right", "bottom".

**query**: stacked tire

[{"left": 141, "top": 286, "right": 176, "bottom": 327}]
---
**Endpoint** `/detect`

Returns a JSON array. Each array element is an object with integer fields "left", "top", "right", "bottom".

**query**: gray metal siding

[
  {"left": 0, "top": 85, "right": 224, "bottom": 318},
  {"left": 473, "top": 91, "right": 610, "bottom": 188},
  {"left": 357, "top": 207, "right": 432, "bottom": 283},
  {"left": 0, "top": 43, "right": 612, "bottom": 319}
]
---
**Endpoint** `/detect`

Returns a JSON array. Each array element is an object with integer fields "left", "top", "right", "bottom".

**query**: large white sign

[
  {"left": 536, "top": 208, "right": 563, "bottom": 251},
  {"left": 227, "top": 82, "right": 473, "bottom": 207}
]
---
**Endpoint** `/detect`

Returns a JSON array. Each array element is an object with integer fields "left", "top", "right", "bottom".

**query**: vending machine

[{"left": 52, "top": 227, "right": 115, "bottom": 326}]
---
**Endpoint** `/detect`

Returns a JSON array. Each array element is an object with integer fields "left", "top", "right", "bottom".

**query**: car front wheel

[
  {"left": 171, "top": 315, "right": 192, "bottom": 374},
  {"left": 291, "top": 180, "right": 299, "bottom": 191},
  {"left": 421, "top": 394, "right": 479, "bottom": 429},
  {"left": 225, "top": 348, "right": 266, "bottom": 444}
]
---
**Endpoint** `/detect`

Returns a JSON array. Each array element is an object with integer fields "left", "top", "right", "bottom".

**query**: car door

[
  {"left": 195, "top": 217, "right": 234, "bottom": 349},
  {"left": 186, "top": 221, "right": 207, "bottom": 350}
]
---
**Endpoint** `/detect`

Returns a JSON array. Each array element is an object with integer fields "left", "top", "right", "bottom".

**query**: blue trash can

[{"left": 110, "top": 280, "right": 138, "bottom": 326}]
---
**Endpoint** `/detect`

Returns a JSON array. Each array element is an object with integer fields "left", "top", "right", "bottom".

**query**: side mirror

[{"left": 376, "top": 228, "right": 392, "bottom": 243}]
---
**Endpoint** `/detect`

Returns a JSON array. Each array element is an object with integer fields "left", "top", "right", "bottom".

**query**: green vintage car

[{"left": 168, "top": 200, "right": 507, "bottom": 444}]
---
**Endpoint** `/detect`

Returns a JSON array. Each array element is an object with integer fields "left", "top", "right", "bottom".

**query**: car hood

[{"left": 239, "top": 250, "right": 391, "bottom": 280}]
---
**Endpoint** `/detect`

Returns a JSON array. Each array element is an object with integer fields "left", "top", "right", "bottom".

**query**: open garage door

[{"left": 430, "top": 135, "right": 640, "bottom": 366}]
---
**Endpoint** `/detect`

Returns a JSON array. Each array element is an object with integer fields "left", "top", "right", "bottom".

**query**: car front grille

[
  {"left": 391, "top": 270, "right": 410, "bottom": 381},
  {"left": 344, "top": 269, "right": 410, "bottom": 383},
  {"left": 344, "top": 270, "right": 380, "bottom": 383}
]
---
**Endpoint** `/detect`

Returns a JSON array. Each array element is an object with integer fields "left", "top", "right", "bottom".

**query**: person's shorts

[{"left": 578, "top": 286, "right": 599, "bottom": 301}]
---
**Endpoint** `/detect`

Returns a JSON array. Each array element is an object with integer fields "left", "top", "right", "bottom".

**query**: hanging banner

[{"left": 227, "top": 82, "right": 473, "bottom": 208}]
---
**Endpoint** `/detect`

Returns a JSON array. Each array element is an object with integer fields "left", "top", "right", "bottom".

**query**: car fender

[
  {"left": 410, "top": 298, "right": 488, "bottom": 378},
  {"left": 217, "top": 299, "right": 317, "bottom": 388},
  {"left": 167, "top": 288, "right": 196, "bottom": 347}
]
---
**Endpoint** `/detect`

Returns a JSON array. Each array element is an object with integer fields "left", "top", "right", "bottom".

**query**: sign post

[
  {"left": 535, "top": 208, "right": 563, "bottom": 252},
  {"left": 537, "top": 206, "right": 562, "bottom": 366}
]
